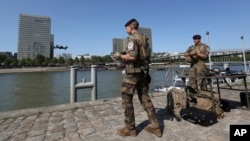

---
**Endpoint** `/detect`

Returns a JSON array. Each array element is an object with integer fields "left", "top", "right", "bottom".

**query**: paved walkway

[{"left": 0, "top": 88, "right": 249, "bottom": 141}]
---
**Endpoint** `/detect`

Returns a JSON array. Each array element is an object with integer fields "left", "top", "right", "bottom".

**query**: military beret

[
  {"left": 193, "top": 34, "right": 201, "bottom": 39},
  {"left": 124, "top": 18, "right": 138, "bottom": 27}
]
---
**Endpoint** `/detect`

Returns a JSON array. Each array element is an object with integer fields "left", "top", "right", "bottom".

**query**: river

[{"left": 0, "top": 65, "right": 245, "bottom": 112}]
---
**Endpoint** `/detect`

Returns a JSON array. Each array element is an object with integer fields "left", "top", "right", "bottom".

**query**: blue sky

[{"left": 0, "top": 0, "right": 250, "bottom": 58}]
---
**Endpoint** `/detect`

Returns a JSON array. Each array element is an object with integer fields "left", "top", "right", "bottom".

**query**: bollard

[
  {"left": 70, "top": 65, "right": 97, "bottom": 103},
  {"left": 70, "top": 66, "right": 76, "bottom": 103},
  {"left": 91, "top": 65, "right": 97, "bottom": 100}
]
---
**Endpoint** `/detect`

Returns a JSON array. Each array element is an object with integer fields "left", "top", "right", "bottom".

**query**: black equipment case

[
  {"left": 180, "top": 107, "right": 217, "bottom": 126},
  {"left": 240, "top": 92, "right": 250, "bottom": 108}
]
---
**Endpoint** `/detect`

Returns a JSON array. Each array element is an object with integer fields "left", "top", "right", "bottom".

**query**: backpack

[
  {"left": 195, "top": 90, "right": 224, "bottom": 119},
  {"left": 139, "top": 34, "right": 151, "bottom": 61},
  {"left": 137, "top": 33, "right": 151, "bottom": 82},
  {"left": 167, "top": 88, "right": 187, "bottom": 121}
]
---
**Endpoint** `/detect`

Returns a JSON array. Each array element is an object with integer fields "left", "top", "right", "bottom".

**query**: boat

[
  {"left": 153, "top": 75, "right": 189, "bottom": 92},
  {"left": 122, "top": 69, "right": 125, "bottom": 74},
  {"left": 153, "top": 67, "right": 189, "bottom": 92}
]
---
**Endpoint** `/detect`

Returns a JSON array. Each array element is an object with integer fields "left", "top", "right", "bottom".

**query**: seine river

[{"left": 0, "top": 65, "right": 246, "bottom": 112}]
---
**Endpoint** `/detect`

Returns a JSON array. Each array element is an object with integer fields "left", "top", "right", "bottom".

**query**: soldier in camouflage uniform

[
  {"left": 113, "top": 19, "right": 162, "bottom": 137},
  {"left": 184, "top": 35, "right": 209, "bottom": 93}
]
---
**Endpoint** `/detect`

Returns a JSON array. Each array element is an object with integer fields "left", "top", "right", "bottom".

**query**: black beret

[
  {"left": 193, "top": 34, "right": 201, "bottom": 39},
  {"left": 124, "top": 18, "right": 138, "bottom": 27}
]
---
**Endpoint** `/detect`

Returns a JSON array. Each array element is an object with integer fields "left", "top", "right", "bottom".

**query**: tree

[
  {"left": 3, "top": 58, "right": 11, "bottom": 66},
  {"left": 26, "top": 58, "right": 33, "bottom": 66},
  {"left": 0, "top": 54, "right": 7, "bottom": 64},
  {"left": 80, "top": 56, "right": 85, "bottom": 66},
  {"left": 43, "top": 57, "right": 50, "bottom": 66},
  {"left": 58, "top": 57, "right": 65, "bottom": 65},
  {"left": 67, "top": 58, "right": 74, "bottom": 65},
  {"left": 11, "top": 58, "right": 18, "bottom": 66},
  {"left": 74, "top": 57, "right": 79, "bottom": 65},
  {"left": 19, "top": 59, "right": 26, "bottom": 66},
  {"left": 84, "top": 58, "right": 91, "bottom": 68},
  {"left": 102, "top": 55, "right": 113, "bottom": 63},
  {"left": 36, "top": 54, "right": 45, "bottom": 66},
  {"left": 51, "top": 57, "right": 58, "bottom": 65},
  {"left": 91, "top": 56, "right": 102, "bottom": 64}
]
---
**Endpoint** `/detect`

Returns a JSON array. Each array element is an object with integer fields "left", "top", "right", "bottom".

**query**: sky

[{"left": 0, "top": 0, "right": 250, "bottom": 58}]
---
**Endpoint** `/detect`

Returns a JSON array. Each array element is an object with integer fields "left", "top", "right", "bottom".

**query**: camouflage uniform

[
  {"left": 187, "top": 43, "right": 209, "bottom": 92},
  {"left": 121, "top": 31, "right": 160, "bottom": 130}
]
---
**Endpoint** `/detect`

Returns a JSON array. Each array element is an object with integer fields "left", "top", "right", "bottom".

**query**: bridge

[{"left": 151, "top": 48, "right": 250, "bottom": 63}]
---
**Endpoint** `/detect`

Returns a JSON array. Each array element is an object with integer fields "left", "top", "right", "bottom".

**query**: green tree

[
  {"left": 80, "top": 56, "right": 85, "bottom": 66},
  {"left": 84, "top": 58, "right": 91, "bottom": 68},
  {"left": 43, "top": 57, "right": 50, "bottom": 66},
  {"left": 19, "top": 59, "right": 26, "bottom": 66},
  {"left": 51, "top": 57, "right": 58, "bottom": 65},
  {"left": 67, "top": 58, "right": 74, "bottom": 65},
  {"left": 11, "top": 58, "right": 18, "bottom": 66},
  {"left": 26, "top": 58, "right": 33, "bottom": 66},
  {"left": 36, "top": 54, "right": 45, "bottom": 66},
  {"left": 3, "top": 58, "right": 12, "bottom": 66},
  {"left": 0, "top": 54, "right": 7, "bottom": 64},
  {"left": 74, "top": 57, "right": 79, "bottom": 65},
  {"left": 91, "top": 56, "right": 102, "bottom": 64},
  {"left": 58, "top": 57, "right": 65, "bottom": 65},
  {"left": 102, "top": 55, "right": 113, "bottom": 63}
]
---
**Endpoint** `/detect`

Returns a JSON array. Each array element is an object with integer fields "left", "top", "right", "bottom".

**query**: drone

[{"left": 54, "top": 45, "right": 68, "bottom": 50}]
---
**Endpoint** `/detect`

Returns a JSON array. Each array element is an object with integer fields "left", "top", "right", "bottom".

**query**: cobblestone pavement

[{"left": 0, "top": 88, "right": 250, "bottom": 141}]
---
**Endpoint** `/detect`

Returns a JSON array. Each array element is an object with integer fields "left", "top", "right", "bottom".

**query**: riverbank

[
  {"left": 0, "top": 67, "right": 69, "bottom": 74},
  {"left": 0, "top": 87, "right": 250, "bottom": 140},
  {"left": 0, "top": 65, "right": 179, "bottom": 74}
]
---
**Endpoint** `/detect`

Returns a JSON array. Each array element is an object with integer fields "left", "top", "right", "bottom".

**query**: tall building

[
  {"left": 112, "top": 27, "right": 152, "bottom": 54},
  {"left": 113, "top": 38, "right": 126, "bottom": 53},
  {"left": 138, "top": 27, "right": 152, "bottom": 53},
  {"left": 17, "top": 14, "right": 54, "bottom": 60}
]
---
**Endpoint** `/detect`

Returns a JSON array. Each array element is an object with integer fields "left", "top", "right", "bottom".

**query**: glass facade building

[{"left": 17, "top": 14, "right": 53, "bottom": 60}]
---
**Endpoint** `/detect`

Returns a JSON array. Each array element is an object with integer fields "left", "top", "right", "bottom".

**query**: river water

[{"left": 0, "top": 65, "right": 245, "bottom": 112}]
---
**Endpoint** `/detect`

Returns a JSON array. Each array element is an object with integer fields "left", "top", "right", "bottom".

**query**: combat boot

[
  {"left": 144, "top": 126, "right": 162, "bottom": 137},
  {"left": 117, "top": 127, "right": 137, "bottom": 137}
]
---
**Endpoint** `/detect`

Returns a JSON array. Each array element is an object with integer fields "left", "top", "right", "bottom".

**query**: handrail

[{"left": 70, "top": 65, "right": 97, "bottom": 103}]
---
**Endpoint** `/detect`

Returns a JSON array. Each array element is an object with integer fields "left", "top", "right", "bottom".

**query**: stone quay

[{"left": 0, "top": 88, "right": 250, "bottom": 141}]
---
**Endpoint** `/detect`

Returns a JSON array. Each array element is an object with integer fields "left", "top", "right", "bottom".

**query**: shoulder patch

[{"left": 128, "top": 42, "right": 134, "bottom": 50}]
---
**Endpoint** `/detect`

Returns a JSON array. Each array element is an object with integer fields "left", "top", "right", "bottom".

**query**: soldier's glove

[{"left": 113, "top": 52, "right": 122, "bottom": 59}]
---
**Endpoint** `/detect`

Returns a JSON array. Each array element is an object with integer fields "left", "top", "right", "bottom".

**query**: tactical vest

[
  {"left": 189, "top": 43, "right": 209, "bottom": 63},
  {"left": 125, "top": 32, "right": 147, "bottom": 74}
]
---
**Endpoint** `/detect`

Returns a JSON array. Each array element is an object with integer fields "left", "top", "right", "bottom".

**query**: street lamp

[
  {"left": 206, "top": 31, "right": 212, "bottom": 69},
  {"left": 241, "top": 36, "right": 247, "bottom": 73}
]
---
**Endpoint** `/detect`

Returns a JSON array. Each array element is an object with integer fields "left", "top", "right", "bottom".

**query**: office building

[
  {"left": 113, "top": 38, "right": 127, "bottom": 53},
  {"left": 138, "top": 27, "right": 152, "bottom": 53},
  {"left": 0, "top": 52, "right": 13, "bottom": 58},
  {"left": 112, "top": 27, "right": 152, "bottom": 54},
  {"left": 17, "top": 14, "right": 54, "bottom": 60}
]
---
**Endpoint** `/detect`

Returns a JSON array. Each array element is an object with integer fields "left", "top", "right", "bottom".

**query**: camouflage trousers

[
  {"left": 189, "top": 61, "right": 207, "bottom": 92},
  {"left": 121, "top": 73, "right": 160, "bottom": 129}
]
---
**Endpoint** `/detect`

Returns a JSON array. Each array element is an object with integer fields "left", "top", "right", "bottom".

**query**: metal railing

[{"left": 70, "top": 65, "right": 97, "bottom": 103}]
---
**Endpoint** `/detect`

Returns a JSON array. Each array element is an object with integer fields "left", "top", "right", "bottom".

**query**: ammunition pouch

[{"left": 125, "top": 63, "right": 143, "bottom": 74}]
